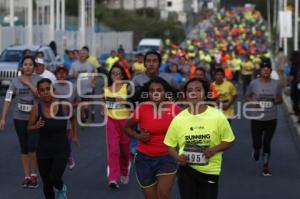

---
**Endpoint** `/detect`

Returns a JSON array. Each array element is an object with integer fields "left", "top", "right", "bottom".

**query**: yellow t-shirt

[
  {"left": 106, "top": 57, "right": 119, "bottom": 71},
  {"left": 213, "top": 80, "right": 237, "bottom": 118},
  {"left": 164, "top": 106, "right": 235, "bottom": 175},
  {"left": 104, "top": 84, "right": 129, "bottom": 120},
  {"left": 241, "top": 61, "right": 255, "bottom": 75},
  {"left": 88, "top": 56, "right": 101, "bottom": 68},
  {"left": 132, "top": 62, "right": 146, "bottom": 74}
]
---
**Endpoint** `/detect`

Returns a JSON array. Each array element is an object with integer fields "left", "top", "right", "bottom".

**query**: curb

[{"left": 282, "top": 91, "right": 300, "bottom": 149}]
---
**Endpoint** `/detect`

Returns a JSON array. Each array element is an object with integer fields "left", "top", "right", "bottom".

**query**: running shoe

[
  {"left": 55, "top": 184, "right": 67, "bottom": 199},
  {"left": 108, "top": 181, "right": 119, "bottom": 190},
  {"left": 120, "top": 176, "right": 129, "bottom": 185},
  {"left": 68, "top": 158, "right": 76, "bottom": 170},
  {"left": 262, "top": 164, "right": 272, "bottom": 176},
  {"left": 28, "top": 175, "right": 39, "bottom": 189},
  {"left": 21, "top": 177, "right": 31, "bottom": 188}
]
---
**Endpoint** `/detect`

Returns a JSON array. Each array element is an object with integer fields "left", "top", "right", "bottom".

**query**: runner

[
  {"left": 124, "top": 76, "right": 181, "bottom": 199},
  {"left": 101, "top": 63, "right": 131, "bottom": 189},
  {"left": 53, "top": 66, "right": 80, "bottom": 170},
  {"left": 164, "top": 78, "right": 235, "bottom": 199},
  {"left": 0, "top": 55, "right": 41, "bottom": 188},
  {"left": 212, "top": 68, "right": 237, "bottom": 122},
  {"left": 68, "top": 48, "right": 97, "bottom": 123},
  {"left": 35, "top": 58, "right": 57, "bottom": 82},
  {"left": 27, "top": 78, "right": 76, "bottom": 199},
  {"left": 245, "top": 59, "right": 282, "bottom": 176},
  {"left": 106, "top": 50, "right": 119, "bottom": 71}
]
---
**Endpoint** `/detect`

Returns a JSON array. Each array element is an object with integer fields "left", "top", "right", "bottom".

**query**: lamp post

[
  {"left": 27, "top": 0, "right": 33, "bottom": 45},
  {"left": 9, "top": 0, "right": 14, "bottom": 27},
  {"left": 295, "top": 0, "right": 299, "bottom": 51}
]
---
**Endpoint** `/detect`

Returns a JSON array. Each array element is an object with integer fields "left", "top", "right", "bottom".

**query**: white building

[{"left": 106, "top": 0, "right": 194, "bottom": 23}]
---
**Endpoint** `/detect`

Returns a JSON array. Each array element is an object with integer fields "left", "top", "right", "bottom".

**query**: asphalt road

[{"left": 1, "top": 93, "right": 300, "bottom": 199}]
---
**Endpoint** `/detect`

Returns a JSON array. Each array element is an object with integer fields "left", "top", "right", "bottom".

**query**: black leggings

[
  {"left": 177, "top": 166, "right": 219, "bottom": 199},
  {"left": 38, "top": 158, "right": 68, "bottom": 199},
  {"left": 14, "top": 119, "right": 38, "bottom": 154},
  {"left": 251, "top": 119, "right": 277, "bottom": 155},
  {"left": 242, "top": 74, "right": 252, "bottom": 95}
]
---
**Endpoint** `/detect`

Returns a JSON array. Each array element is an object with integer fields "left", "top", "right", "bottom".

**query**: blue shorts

[{"left": 134, "top": 152, "right": 178, "bottom": 188}]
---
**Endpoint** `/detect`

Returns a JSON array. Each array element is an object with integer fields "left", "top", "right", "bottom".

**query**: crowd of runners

[{"left": 0, "top": 6, "right": 287, "bottom": 199}]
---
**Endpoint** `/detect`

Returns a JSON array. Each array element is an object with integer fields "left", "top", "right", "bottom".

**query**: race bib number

[
  {"left": 5, "top": 90, "right": 13, "bottom": 102},
  {"left": 17, "top": 103, "right": 32, "bottom": 112},
  {"left": 183, "top": 145, "right": 209, "bottom": 166},
  {"left": 258, "top": 101, "right": 273, "bottom": 109},
  {"left": 105, "top": 101, "right": 125, "bottom": 109}
]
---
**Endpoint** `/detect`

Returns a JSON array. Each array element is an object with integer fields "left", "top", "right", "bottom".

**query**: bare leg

[
  {"left": 142, "top": 183, "right": 159, "bottom": 199},
  {"left": 157, "top": 174, "right": 176, "bottom": 199},
  {"left": 21, "top": 154, "right": 30, "bottom": 177}
]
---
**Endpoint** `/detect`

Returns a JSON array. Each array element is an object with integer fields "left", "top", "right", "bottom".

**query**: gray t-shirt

[
  {"left": 53, "top": 82, "right": 77, "bottom": 103},
  {"left": 53, "top": 82, "right": 78, "bottom": 129},
  {"left": 132, "top": 72, "right": 178, "bottom": 89},
  {"left": 246, "top": 78, "right": 282, "bottom": 121},
  {"left": 7, "top": 75, "right": 42, "bottom": 120},
  {"left": 69, "top": 61, "right": 96, "bottom": 96}
]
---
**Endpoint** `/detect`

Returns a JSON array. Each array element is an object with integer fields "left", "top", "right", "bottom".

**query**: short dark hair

[
  {"left": 20, "top": 55, "right": 36, "bottom": 67},
  {"left": 22, "top": 49, "right": 31, "bottom": 56},
  {"left": 196, "top": 67, "right": 206, "bottom": 75},
  {"left": 107, "top": 63, "right": 129, "bottom": 86},
  {"left": 144, "top": 50, "right": 162, "bottom": 66},
  {"left": 82, "top": 46, "right": 89, "bottom": 52},
  {"left": 142, "top": 76, "right": 177, "bottom": 102},
  {"left": 37, "top": 78, "right": 52, "bottom": 89},
  {"left": 214, "top": 68, "right": 225, "bottom": 76},
  {"left": 184, "top": 78, "right": 210, "bottom": 99}
]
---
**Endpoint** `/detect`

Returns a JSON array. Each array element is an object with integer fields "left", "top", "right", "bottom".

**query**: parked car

[
  {"left": 0, "top": 45, "right": 57, "bottom": 89},
  {"left": 137, "top": 38, "right": 163, "bottom": 53}
]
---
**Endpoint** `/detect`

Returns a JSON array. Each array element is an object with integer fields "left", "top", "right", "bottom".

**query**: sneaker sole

[
  {"left": 262, "top": 173, "right": 272, "bottom": 177},
  {"left": 28, "top": 185, "right": 39, "bottom": 189}
]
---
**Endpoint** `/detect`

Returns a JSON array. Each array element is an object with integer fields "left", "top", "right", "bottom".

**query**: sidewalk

[{"left": 282, "top": 89, "right": 300, "bottom": 145}]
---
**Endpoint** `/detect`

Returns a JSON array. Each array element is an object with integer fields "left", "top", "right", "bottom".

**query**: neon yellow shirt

[
  {"left": 106, "top": 56, "right": 119, "bottom": 71},
  {"left": 104, "top": 84, "right": 129, "bottom": 120},
  {"left": 164, "top": 107, "right": 235, "bottom": 175},
  {"left": 212, "top": 80, "right": 237, "bottom": 118}
]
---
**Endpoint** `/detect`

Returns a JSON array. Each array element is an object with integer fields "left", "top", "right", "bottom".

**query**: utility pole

[
  {"left": 91, "top": 0, "right": 95, "bottom": 31},
  {"left": 295, "top": 0, "right": 299, "bottom": 50},
  {"left": 62, "top": 0, "right": 65, "bottom": 31},
  {"left": 56, "top": 0, "right": 61, "bottom": 30},
  {"left": 80, "top": 0, "right": 86, "bottom": 47},
  {"left": 50, "top": 0, "right": 55, "bottom": 41},
  {"left": 9, "top": 0, "right": 14, "bottom": 27},
  {"left": 267, "top": 0, "right": 272, "bottom": 43},
  {"left": 273, "top": 0, "right": 277, "bottom": 28},
  {"left": 28, "top": 0, "right": 33, "bottom": 45},
  {"left": 284, "top": 0, "right": 288, "bottom": 55}
]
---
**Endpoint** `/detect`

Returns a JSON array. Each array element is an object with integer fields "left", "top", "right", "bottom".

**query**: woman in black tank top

[{"left": 28, "top": 78, "right": 78, "bottom": 199}]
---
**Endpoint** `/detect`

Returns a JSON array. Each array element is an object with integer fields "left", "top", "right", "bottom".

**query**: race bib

[
  {"left": 258, "top": 101, "right": 273, "bottom": 109},
  {"left": 183, "top": 145, "right": 209, "bottom": 166},
  {"left": 105, "top": 101, "right": 125, "bottom": 109},
  {"left": 5, "top": 90, "right": 13, "bottom": 102},
  {"left": 17, "top": 103, "right": 32, "bottom": 112}
]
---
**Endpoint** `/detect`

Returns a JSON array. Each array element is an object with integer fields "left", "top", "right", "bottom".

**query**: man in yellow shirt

[
  {"left": 131, "top": 53, "right": 145, "bottom": 75},
  {"left": 212, "top": 68, "right": 237, "bottom": 121},
  {"left": 106, "top": 50, "right": 119, "bottom": 71}
]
